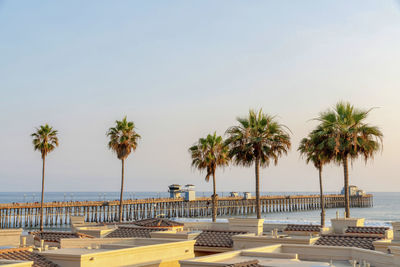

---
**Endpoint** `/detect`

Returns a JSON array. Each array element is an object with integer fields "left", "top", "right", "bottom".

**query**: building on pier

[
  {"left": 168, "top": 184, "right": 196, "bottom": 201},
  {"left": 230, "top": 192, "right": 239, "bottom": 197},
  {"left": 183, "top": 184, "right": 196, "bottom": 201},
  {"left": 168, "top": 184, "right": 182, "bottom": 198},
  {"left": 244, "top": 192, "right": 252, "bottom": 199},
  {"left": 341, "top": 185, "right": 366, "bottom": 196}
]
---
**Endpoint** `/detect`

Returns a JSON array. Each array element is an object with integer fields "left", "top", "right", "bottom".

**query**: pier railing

[{"left": 0, "top": 194, "right": 373, "bottom": 229}]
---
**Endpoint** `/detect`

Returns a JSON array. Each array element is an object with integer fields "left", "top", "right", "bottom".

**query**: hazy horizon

[
  {"left": 1, "top": 191, "right": 399, "bottom": 193},
  {"left": 1, "top": 1, "right": 400, "bottom": 193}
]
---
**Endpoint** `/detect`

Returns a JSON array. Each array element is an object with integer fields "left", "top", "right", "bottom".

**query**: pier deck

[{"left": 0, "top": 194, "right": 373, "bottom": 229}]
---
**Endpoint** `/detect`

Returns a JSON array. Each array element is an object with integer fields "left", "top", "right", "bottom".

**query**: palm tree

[
  {"left": 31, "top": 124, "right": 59, "bottom": 231},
  {"left": 298, "top": 126, "right": 332, "bottom": 227},
  {"left": 189, "top": 133, "right": 229, "bottom": 222},
  {"left": 107, "top": 116, "right": 141, "bottom": 222},
  {"left": 317, "top": 102, "right": 383, "bottom": 218},
  {"left": 226, "top": 109, "right": 291, "bottom": 219}
]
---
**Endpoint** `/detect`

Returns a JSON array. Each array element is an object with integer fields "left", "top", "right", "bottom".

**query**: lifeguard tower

[{"left": 168, "top": 184, "right": 182, "bottom": 198}]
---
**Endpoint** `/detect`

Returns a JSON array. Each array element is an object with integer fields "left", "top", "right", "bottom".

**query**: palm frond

[
  {"left": 189, "top": 133, "right": 230, "bottom": 182},
  {"left": 107, "top": 116, "right": 141, "bottom": 160},
  {"left": 315, "top": 102, "right": 383, "bottom": 163},
  {"left": 225, "top": 109, "right": 291, "bottom": 168},
  {"left": 31, "top": 124, "right": 59, "bottom": 159}
]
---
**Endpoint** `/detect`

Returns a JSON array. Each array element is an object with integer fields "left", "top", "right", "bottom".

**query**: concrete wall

[
  {"left": 74, "top": 227, "right": 116, "bottom": 238},
  {"left": 331, "top": 218, "right": 365, "bottom": 234},
  {"left": 183, "top": 222, "right": 288, "bottom": 233},
  {"left": 228, "top": 218, "right": 264, "bottom": 235},
  {"left": 0, "top": 260, "right": 33, "bottom": 267},
  {"left": 60, "top": 237, "right": 182, "bottom": 249},
  {"left": 373, "top": 239, "right": 398, "bottom": 253},
  {"left": 41, "top": 240, "right": 196, "bottom": 267},
  {"left": 0, "top": 229, "right": 22, "bottom": 247},
  {"left": 232, "top": 233, "right": 319, "bottom": 250},
  {"left": 181, "top": 250, "right": 243, "bottom": 267},
  {"left": 183, "top": 222, "right": 229, "bottom": 231},
  {"left": 262, "top": 223, "right": 288, "bottom": 232}
]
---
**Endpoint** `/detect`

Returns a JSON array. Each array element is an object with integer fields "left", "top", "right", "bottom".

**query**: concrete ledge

[
  {"left": 0, "top": 259, "right": 34, "bottom": 267},
  {"left": 194, "top": 246, "right": 232, "bottom": 253},
  {"left": 241, "top": 251, "right": 298, "bottom": 259},
  {"left": 150, "top": 231, "right": 199, "bottom": 240}
]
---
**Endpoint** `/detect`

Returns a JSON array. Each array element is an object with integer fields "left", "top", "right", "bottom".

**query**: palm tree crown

[
  {"left": 298, "top": 126, "right": 333, "bottom": 170},
  {"left": 31, "top": 124, "right": 59, "bottom": 159},
  {"left": 317, "top": 102, "right": 383, "bottom": 162},
  {"left": 189, "top": 132, "right": 229, "bottom": 181},
  {"left": 226, "top": 109, "right": 291, "bottom": 166},
  {"left": 107, "top": 116, "right": 141, "bottom": 159}
]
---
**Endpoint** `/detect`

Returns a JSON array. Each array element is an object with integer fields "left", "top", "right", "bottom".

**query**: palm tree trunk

[
  {"left": 212, "top": 173, "right": 217, "bottom": 222},
  {"left": 343, "top": 156, "right": 350, "bottom": 218},
  {"left": 119, "top": 159, "right": 124, "bottom": 222},
  {"left": 318, "top": 166, "right": 325, "bottom": 227},
  {"left": 255, "top": 155, "right": 261, "bottom": 219},
  {"left": 40, "top": 156, "right": 45, "bottom": 231}
]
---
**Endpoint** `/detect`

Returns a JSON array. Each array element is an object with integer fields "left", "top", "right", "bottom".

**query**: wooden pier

[{"left": 0, "top": 194, "right": 373, "bottom": 229}]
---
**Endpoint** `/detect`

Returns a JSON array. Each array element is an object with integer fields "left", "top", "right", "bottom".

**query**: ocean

[{"left": 0, "top": 192, "right": 398, "bottom": 228}]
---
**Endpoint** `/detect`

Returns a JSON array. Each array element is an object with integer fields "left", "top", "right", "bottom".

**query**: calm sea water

[{"left": 0, "top": 192, "right": 398, "bottom": 228}]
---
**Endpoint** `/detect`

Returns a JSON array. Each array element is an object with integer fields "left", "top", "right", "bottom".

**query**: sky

[{"left": 0, "top": 1, "right": 399, "bottom": 193}]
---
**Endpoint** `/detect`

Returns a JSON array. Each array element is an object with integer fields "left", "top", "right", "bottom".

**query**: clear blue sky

[{"left": 1, "top": 1, "right": 399, "bottom": 192}]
